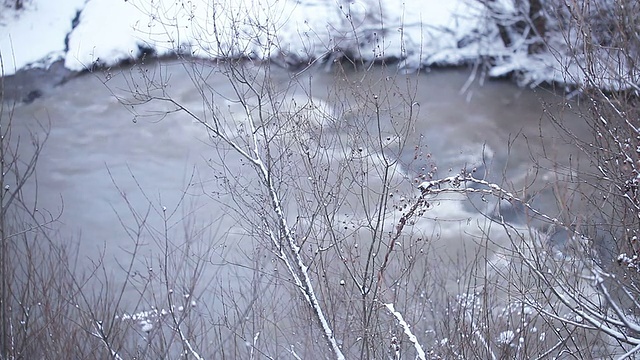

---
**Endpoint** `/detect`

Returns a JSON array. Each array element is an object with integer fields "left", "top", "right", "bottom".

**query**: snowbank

[
  {"left": 0, "top": 0, "right": 84, "bottom": 74},
  {"left": 1, "top": 0, "right": 636, "bottom": 90},
  {"left": 64, "top": 0, "right": 502, "bottom": 71},
  {"left": 1, "top": 0, "right": 506, "bottom": 75}
]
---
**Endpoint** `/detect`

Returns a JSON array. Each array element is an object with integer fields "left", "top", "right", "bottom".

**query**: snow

[
  {"left": 497, "top": 330, "right": 515, "bottom": 345},
  {"left": 140, "top": 320, "right": 153, "bottom": 332},
  {"left": 1, "top": 0, "right": 503, "bottom": 75},
  {"left": 65, "top": 0, "right": 143, "bottom": 70},
  {"left": 0, "top": 0, "right": 636, "bottom": 90},
  {"left": 0, "top": 0, "right": 85, "bottom": 73},
  {"left": 384, "top": 303, "right": 427, "bottom": 360}
]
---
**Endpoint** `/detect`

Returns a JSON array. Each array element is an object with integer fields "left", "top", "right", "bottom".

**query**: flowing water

[{"left": 3, "top": 60, "right": 593, "bottom": 355}]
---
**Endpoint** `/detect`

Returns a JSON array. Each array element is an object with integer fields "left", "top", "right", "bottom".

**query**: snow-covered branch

[
  {"left": 91, "top": 321, "right": 124, "bottom": 360},
  {"left": 422, "top": 170, "right": 640, "bottom": 356},
  {"left": 383, "top": 303, "right": 427, "bottom": 360},
  {"left": 173, "top": 323, "right": 204, "bottom": 360}
]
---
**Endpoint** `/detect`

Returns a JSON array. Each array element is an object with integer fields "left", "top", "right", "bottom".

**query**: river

[{"left": 3, "top": 59, "right": 592, "bottom": 358}]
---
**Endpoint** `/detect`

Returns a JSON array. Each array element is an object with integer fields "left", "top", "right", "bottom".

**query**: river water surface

[{"left": 5, "top": 60, "right": 592, "bottom": 356}]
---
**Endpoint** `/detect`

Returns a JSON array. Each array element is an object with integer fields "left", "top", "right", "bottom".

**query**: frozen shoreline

[
  {"left": 0, "top": 0, "right": 634, "bottom": 90},
  {"left": 0, "top": 0, "right": 495, "bottom": 74}
]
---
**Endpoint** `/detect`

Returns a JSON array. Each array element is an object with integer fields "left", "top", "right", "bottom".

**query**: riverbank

[{"left": 2, "top": 0, "right": 635, "bottom": 92}]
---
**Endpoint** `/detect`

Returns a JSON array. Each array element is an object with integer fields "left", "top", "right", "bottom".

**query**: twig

[{"left": 383, "top": 303, "right": 427, "bottom": 360}]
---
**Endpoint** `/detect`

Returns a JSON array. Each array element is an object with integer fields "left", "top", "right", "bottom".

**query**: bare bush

[
  {"left": 0, "top": 59, "right": 89, "bottom": 358},
  {"left": 4, "top": 0, "right": 640, "bottom": 359},
  {"left": 465, "top": 0, "right": 640, "bottom": 358},
  {"left": 104, "top": 0, "right": 640, "bottom": 358}
]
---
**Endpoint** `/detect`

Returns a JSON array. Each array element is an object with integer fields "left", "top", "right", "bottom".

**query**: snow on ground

[
  {"left": 64, "top": 0, "right": 501, "bottom": 71},
  {"left": 0, "top": 0, "right": 85, "bottom": 74},
  {"left": 1, "top": 0, "right": 634, "bottom": 90},
  {"left": 64, "top": 0, "right": 143, "bottom": 70},
  {"left": 1, "top": 0, "right": 506, "bottom": 75}
]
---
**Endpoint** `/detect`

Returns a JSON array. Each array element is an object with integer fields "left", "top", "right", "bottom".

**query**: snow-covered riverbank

[
  {"left": 0, "top": 0, "right": 636, "bottom": 90},
  {"left": 0, "top": 1, "right": 523, "bottom": 73}
]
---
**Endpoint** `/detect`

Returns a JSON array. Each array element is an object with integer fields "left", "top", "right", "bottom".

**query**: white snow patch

[
  {"left": 64, "top": 0, "right": 146, "bottom": 71},
  {"left": 496, "top": 330, "right": 515, "bottom": 345},
  {"left": 2, "top": 0, "right": 633, "bottom": 90},
  {"left": 2, "top": 0, "right": 497, "bottom": 75},
  {"left": 140, "top": 320, "right": 153, "bottom": 332},
  {"left": 0, "top": 0, "right": 85, "bottom": 73}
]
